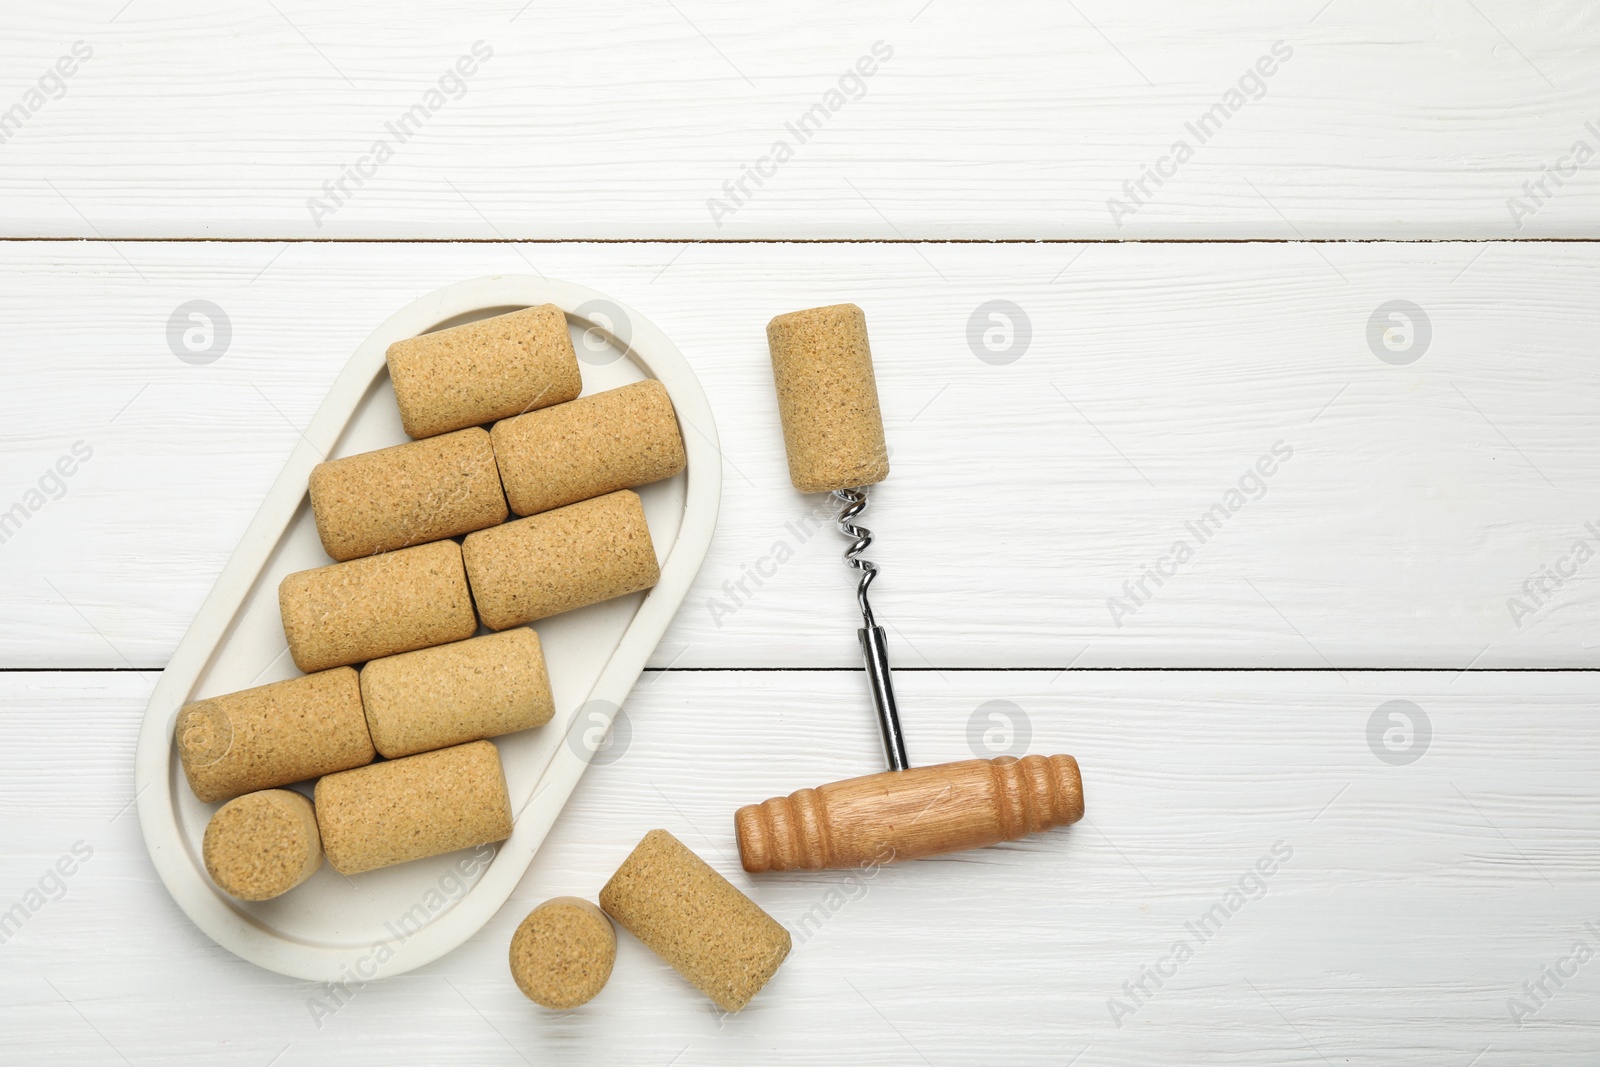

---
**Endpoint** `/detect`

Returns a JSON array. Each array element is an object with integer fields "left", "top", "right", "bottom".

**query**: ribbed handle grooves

[
  {"left": 736, "top": 787, "right": 831, "bottom": 873},
  {"left": 989, "top": 754, "right": 1085, "bottom": 838}
]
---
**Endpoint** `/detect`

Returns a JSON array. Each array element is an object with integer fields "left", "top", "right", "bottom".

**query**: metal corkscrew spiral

[
  {"left": 832, "top": 487, "right": 879, "bottom": 626},
  {"left": 833, "top": 487, "right": 909, "bottom": 771}
]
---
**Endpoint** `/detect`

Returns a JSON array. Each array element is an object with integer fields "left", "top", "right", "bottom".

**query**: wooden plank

[
  {"left": 2, "top": 668, "right": 1595, "bottom": 1063},
  {"left": 0, "top": 2, "right": 1598, "bottom": 239},
  {"left": 2, "top": 240, "right": 1596, "bottom": 668}
]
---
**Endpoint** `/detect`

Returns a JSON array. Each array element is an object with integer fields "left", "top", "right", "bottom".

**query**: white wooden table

[{"left": 4, "top": 3, "right": 1598, "bottom": 1063}]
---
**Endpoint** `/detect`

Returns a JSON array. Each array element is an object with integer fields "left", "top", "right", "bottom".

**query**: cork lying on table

[
  {"left": 176, "top": 668, "right": 373, "bottom": 804},
  {"left": 509, "top": 896, "right": 617, "bottom": 1009},
  {"left": 491, "top": 379, "right": 686, "bottom": 517},
  {"left": 202, "top": 789, "right": 323, "bottom": 901},
  {"left": 599, "top": 829, "right": 791, "bottom": 1013},
  {"left": 463, "top": 490, "right": 659, "bottom": 630},
  {"left": 360, "top": 628, "right": 554, "bottom": 759},
  {"left": 308, "top": 427, "right": 507, "bottom": 561},
  {"left": 387, "top": 304, "right": 582, "bottom": 439},
  {"left": 279, "top": 539, "right": 478, "bottom": 673},
  {"left": 314, "top": 740, "right": 513, "bottom": 875},
  {"left": 766, "top": 302, "right": 890, "bottom": 494}
]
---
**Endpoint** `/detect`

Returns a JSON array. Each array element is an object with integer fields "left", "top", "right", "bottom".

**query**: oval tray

[{"left": 134, "top": 276, "right": 721, "bottom": 981}]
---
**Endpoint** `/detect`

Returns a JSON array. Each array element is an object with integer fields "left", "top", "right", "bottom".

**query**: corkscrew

[{"left": 734, "top": 302, "right": 1085, "bottom": 873}]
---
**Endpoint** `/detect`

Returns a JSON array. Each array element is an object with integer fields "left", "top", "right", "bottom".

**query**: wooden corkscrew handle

[{"left": 735, "top": 754, "right": 1084, "bottom": 873}]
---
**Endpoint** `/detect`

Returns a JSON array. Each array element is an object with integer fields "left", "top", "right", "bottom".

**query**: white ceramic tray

[{"left": 134, "top": 276, "right": 721, "bottom": 981}]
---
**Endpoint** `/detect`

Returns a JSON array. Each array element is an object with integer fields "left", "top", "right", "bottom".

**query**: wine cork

[
  {"left": 509, "top": 897, "right": 617, "bottom": 1009},
  {"left": 599, "top": 829, "right": 791, "bottom": 1013},
  {"left": 202, "top": 789, "right": 323, "bottom": 901},
  {"left": 387, "top": 304, "right": 582, "bottom": 439},
  {"left": 360, "top": 628, "right": 554, "bottom": 759},
  {"left": 766, "top": 303, "right": 889, "bottom": 494},
  {"left": 309, "top": 427, "right": 507, "bottom": 561},
  {"left": 462, "top": 490, "right": 659, "bottom": 630},
  {"left": 314, "top": 740, "right": 513, "bottom": 875},
  {"left": 278, "top": 539, "right": 478, "bottom": 673},
  {"left": 491, "top": 380, "right": 686, "bottom": 517},
  {"left": 176, "top": 668, "right": 373, "bottom": 804}
]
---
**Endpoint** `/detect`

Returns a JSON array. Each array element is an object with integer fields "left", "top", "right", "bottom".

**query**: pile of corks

[{"left": 174, "top": 304, "right": 790, "bottom": 1014}]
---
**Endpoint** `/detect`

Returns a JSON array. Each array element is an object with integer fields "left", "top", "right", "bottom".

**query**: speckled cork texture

[
  {"left": 491, "top": 380, "right": 686, "bottom": 517},
  {"left": 309, "top": 427, "right": 508, "bottom": 561},
  {"left": 313, "top": 740, "right": 513, "bottom": 875},
  {"left": 387, "top": 304, "right": 582, "bottom": 439},
  {"left": 462, "top": 490, "right": 659, "bottom": 630},
  {"left": 509, "top": 896, "right": 617, "bottom": 1009},
  {"left": 360, "top": 628, "right": 554, "bottom": 759},
  {"left": 176, "top": 668, "right": 373, "bottom": 804},
  {"left": 766, "top": 303, "right": 890, "bottom": 494},
  {"left": 278, "top": 539, "right": 478, "bottom": 673},
  {"left": 599, "top": 829, "right": 791, "bottom": 1013},
  {"left": 202, "top": 789, "right": 323, "bottom": 901}
]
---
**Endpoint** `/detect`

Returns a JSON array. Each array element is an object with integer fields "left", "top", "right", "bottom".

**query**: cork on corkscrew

[{"left": 739, "top": 304, "right": 1084, "bottom": 873}]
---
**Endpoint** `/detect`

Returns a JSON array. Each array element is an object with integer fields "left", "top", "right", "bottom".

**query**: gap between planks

[{"left": 2, "top": 237, "right": 1600, "bottom": 246}]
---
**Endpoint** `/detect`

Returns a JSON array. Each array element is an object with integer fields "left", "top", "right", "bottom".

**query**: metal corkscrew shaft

[{"left": 834, "top": 487, "right": 909, "bottom": 772}]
